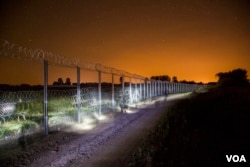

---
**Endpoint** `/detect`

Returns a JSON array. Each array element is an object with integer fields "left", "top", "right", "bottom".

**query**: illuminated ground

[{"left": 1, "top": 93, "right": 191, "bottom": 167}]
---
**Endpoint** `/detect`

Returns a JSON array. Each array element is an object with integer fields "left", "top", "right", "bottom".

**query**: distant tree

[
  {"left": 161, "top": 75, "right": 171, "bottom": 81},
  {"left": 172, "top": 76, "right": 178, "bottom": 82},
  {"left": 208, "top": 82, "right": 217, "bottom": 85},
  {"left": 150, "top": 76, "right": 156, "bottom": 80},
  {"left": 197, "top": 82, "right": 204, "bottom": 85},
  {"left": 120, "top": 76, "right": 124, "bottom": 84},
  {"left": 20, "top": 84, "right": 31, "bottom": 87},
  {"left": 180, "top": 80, "right": 187, "bottom": 83},
  {"left": 216, "top": 68, "right": 249, "bottom": 86},
  {"left": 65, "top": 78, "right": 71, "bottom": 85},
  {"left": 52, "top": 81, "right": 58, "bottom": 85},
  {"left": 57, "top": 78, "right": 64, "bottom": 85},
  {"left": 179, "top": 80, "right": 196, "bottom": 84},
  {"left": 53, "top": 77, "right": 64, "bottom": 85},
  {"left": 150, "top": 75, "right": 171, "bottom": 81}
]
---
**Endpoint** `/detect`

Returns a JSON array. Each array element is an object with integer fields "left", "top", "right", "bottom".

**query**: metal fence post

[
  {"left": 159, "top": 81, "right": 161, "bottom": 95},
  {"left": 162, "top": 81, "right": 164, "bottom": 94},
  {"left": 164, "top": 81, "right": 166, "bottom": 94},
  {"left": 139, "top": 80, "right": 142, "bottom": 100},
  {"left": 144, "top": 79, "right": 146, "bottom": 99},
  {"left": 177, "top": 83, "right": 179, "bottom": 93},
  {"left": 166, "top": 82, "right": 169, "bottom": 94},
  {"left": 160, "top": 81, "right": 162, "bottom": 95},
  {"left": 135, "top": 78, "right": 137, "bottom": 102},
  {"left": 122, "top": 76, "right": 125, "bottom": 111},
  {"left": 158, "top": 81, "right": 160, "bottom": 95},
  {"left": 112, "top": 74, "right": 115, "bottom": 109},
  {"left": 146, "top": 80, "right": 148, "bottom": 98},
  {"left": 173, "top": 83, "right": 175, "bottom": 93},
  {"left": 171, "top": 82, "right": 173, "bottom": 94},
  {"left": 154, "top": 80, "right": 156, "bottom": 96},
  {"left": 155, "top": 81, "right": 157, "bottom": 96},
  {"left": 151, "top": 81, "right": 153, "bottom": 96},
  {"left": 77, "top": 66, "right": 81, "bottom": 123},
  {"left": 149, "top": 80, "right": 151, "bottom": 98},
  {"left": 98, "top": 71, "right": 102, "bottom": 116},
  {"left": 43, "top": 60, "right": 49, "bottom": 135},
  {"left": 162, "top": 81, "right": 164, "bottom": 95},
  {"left": 157, "top": 81, "right": 159, "bottom": 95},
  {"left": 129, "top": 77, "right": 132, "bottom": 104}
]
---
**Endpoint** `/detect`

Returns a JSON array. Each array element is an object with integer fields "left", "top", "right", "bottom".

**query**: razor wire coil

[{"left": 1, "top": 40, "right": 146, "bottom": 79}]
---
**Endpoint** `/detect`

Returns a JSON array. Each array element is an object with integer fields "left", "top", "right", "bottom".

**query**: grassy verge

[
  {"left": 0, "top": 120, "right": 38, "bottom": 139},
  {"left": 128, "top": 86, "right": 250, "bottom": 167}
]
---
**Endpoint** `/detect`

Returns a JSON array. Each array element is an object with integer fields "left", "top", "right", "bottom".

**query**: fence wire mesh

[
  {"left": 0, "top": 39, "right": 206, "bottom": 145},
  {"left": 0, "top": 86, "right": 138, "bottom": 141}
]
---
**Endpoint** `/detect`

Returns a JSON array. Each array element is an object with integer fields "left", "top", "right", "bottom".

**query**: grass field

[
  {"left": 0, "top": 96, "right": 96, "bottom": 140},
  {"left": 129, "top": 85, "right": 250, "bottom": 167},
  {"left": 0, "top": 87, "right": 129, "bottom": 141}
]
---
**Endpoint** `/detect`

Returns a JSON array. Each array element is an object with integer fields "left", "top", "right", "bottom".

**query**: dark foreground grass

[{"left": 128, "top": 86, "right": 250, "bottom": 167}]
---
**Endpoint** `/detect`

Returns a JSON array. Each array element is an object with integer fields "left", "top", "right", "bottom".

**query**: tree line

[
  {"left": 216, "top": 68, "right": 249, "bottom": 87},
  {"left": 53, "top": 77, "right": 71, "bottom": 86},
  {"left": 150, "top": 75, "right": 202, "bottom": 84},
  {"left": 2, "top": 68, "right": 247, "bottom": 91}
]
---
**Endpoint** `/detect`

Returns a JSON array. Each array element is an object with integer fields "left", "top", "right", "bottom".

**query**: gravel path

[{"left": 1, "top": 93, "right": 190, "bottom": 167}]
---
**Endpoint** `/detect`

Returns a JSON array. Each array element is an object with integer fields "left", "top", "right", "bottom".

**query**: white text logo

[{"left": 226, "top": 155, "right": 246, "bottom": 163}]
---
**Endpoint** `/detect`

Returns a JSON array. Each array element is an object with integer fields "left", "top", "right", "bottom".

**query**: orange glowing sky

[{"left": 0, "top": 0, "right": 249, "bottom": 85}]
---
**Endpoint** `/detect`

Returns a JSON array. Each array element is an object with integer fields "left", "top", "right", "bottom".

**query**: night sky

[{"left": 0, "top": 0, "right": 249, "bottom": 85}]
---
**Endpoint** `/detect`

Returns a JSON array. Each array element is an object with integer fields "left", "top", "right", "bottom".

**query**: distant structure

[{"left": 53, "top": 77, "right": 71, "bottom": 86}]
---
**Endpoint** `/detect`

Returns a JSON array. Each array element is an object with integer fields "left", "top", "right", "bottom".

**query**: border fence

[{"left": 0, "top": 40, "right": 206, "bottom": 142}]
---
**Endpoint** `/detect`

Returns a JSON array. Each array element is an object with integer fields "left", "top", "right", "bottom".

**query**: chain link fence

[
  {"left": 0, "top": 40, "right": 206, "bottom": 144},
  {"left": 0, "top": 85, "right": 140, "bottom": 142}
]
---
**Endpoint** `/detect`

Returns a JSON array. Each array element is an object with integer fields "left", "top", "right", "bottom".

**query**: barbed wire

[
  {"left": 0, "top": 40, "right": 79, "bottom": 67},
  {"left": 0, "top": 88, "right": 92, "bottom": 103},
  {"left": 0, "top": 40, "right": 146, "bottom": 79}
]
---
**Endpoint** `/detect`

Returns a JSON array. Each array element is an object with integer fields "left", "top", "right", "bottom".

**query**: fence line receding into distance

[{"left": 0, "top": 40, "right": 206, "bottom": 140}]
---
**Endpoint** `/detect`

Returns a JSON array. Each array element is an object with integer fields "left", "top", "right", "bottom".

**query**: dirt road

[
  {"left": 1, "top": 93, "right": 190, "bottom": 167},
  {"left": 71, "top": 94, "right": 190, "bottom": 167}
]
